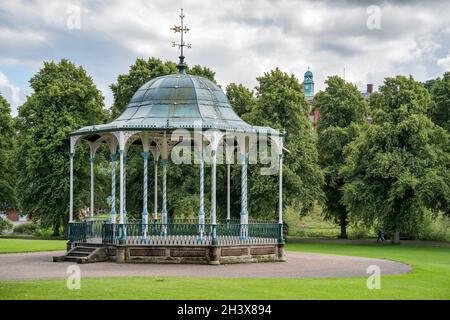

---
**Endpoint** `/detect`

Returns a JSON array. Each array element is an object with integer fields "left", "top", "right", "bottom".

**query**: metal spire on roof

[{"left": 171, "top": 8, "right": 191, "bottom": 74}]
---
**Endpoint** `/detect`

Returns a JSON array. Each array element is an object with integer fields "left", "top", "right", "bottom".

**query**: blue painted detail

[
  {"left": 118, "top": 223, "right": 126, "bottom": 244},
  {"left": 118, "top": 149, "right": 124, "bottom": 155},
  {"left": 303, "top": 68, "right": 314, "bottom": 98},
  {"left": 278, "top": 223, "right": 285, "bottom": 244},
  {"left": 69, "top": 153, "right": 75, "bottom": 160},
  {"left": 110, "top": 153, "right": 117, "bottom": 161},
  {"left": 211, "top": 224, "right": 218, "bottom": 245},
  {"left": 140, "top": 151, "right": 150, "bottom": 160}
]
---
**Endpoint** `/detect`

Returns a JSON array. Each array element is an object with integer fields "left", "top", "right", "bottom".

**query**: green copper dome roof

[
  {"left": 304, "top": 70, "right": 313, "bottom": 78},
  {"left": 118, "top": 74, "right": 244, "bottom": 126},
  {"left": 71, "top": 73, "right": 279, "bottom": 136}
]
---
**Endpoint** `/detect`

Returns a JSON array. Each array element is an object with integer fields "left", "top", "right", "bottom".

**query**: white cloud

[
  {"left": 437, "top": 50, "right": 450, "bottom": 70},
  {"left": 0, "top": 71, "right": 21, "bottom": 114},
  {"left": 0, "top": 0, "right": 449, "bottom": 109}
]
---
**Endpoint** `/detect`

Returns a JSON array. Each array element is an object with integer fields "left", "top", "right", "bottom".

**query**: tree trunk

[
  {"left": 392, "top": 230, "right": 400, "bottom": 244},
  {"left": 339, "top": 219, "right": 348, "bottom": 239}
]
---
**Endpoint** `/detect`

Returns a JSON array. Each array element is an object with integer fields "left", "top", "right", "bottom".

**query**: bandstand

[{"left": 62, "top": 11, "right": 285, "bottom": 265}]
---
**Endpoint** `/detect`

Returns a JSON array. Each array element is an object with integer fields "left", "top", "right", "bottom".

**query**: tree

[
  {"left": 315, "top": 76, "right": 366, "bottom": 238},
  {"left": 225, "top": 83, "right": 256, "bottom": 116},
  {"left": 16, "top": 59, "right": 106, "bottom": 235},
  {"left": 110, "top": 58, "right": 177, "bottom": 118},
  {"left": 341, "top": 76, "right": 450, "bottom": 243},
  {"left": 0, "top": 94, "right": 17, "bottom": 209},
  {"left": 187, "top": 65, "right": 216, "bottom": 83},
  {"left": 242, "top": 68, "right": 323, "bottom": 217},
  {"left": 429, "top": 72, "right": 450, "bottom": 132}
]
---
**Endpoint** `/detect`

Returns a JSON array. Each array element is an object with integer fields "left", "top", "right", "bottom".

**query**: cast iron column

[
  {"left": 240, "top": 154, "right": 248, "bottom": 240},
  {"left": 110, "top": 153, "right": 117, "bottom": 223},
  {"left": 141, "top": 152, "right": 149, "bottom": 239}
]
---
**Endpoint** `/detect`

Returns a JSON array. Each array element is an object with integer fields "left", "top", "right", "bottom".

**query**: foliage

[
  {"left": 315, "top": 76, "right": 366, "bottom": 238},
  {"left": 0, "top": 218, "right": 13, "bottom": 234},
  {"left": 0, "top": 94, "right": 17, "bottom": 208},
  {"left": 187, "top": 65, "right": 216, "bottom": 83},
  {"left": 15, "top": 59, "right": 106, "bottom": 235},
  {"left": 242, "top": 68, "right": 324, "bottom": 217},
  {"left": 110, "top": 58, "right": 177, "bottom": 118},
  {"left": 429, "top": 72, "right": 450, "bottom": 132},
  {"left": 341, "top": 75, "right": 450, "bottom": 242},
  {"left": 12, "top": 222, "right": 38, "bottom": 235},
  {"left": 225, "top": 83, "right": 256, "bottom": 116}
]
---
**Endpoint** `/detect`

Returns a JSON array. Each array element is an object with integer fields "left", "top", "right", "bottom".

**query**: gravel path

[{"left": 0, "top": 251, "right": 410, "bottom": 280}]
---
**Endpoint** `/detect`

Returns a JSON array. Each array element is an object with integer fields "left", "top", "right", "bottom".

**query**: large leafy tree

[
  {"left": 429, "top": 72, "right": 450, "bottom": 132},
  {"left": 225, "top": 83, "right": 256, "bottom": 117},
  {"left": 341, "top": 75, "right": 450, "bottom": 243},
  {"left": 315, "top": 76, "right": 366, "bottom": 238},
  {"left": 16, "top": 59, "right": 106, "bottom": 235},
  {"left": 241, "top": 68, "right": 323, "bottom": 217},
  {"left": 0, "top": 94, "right": 17, "bottom": 209}
]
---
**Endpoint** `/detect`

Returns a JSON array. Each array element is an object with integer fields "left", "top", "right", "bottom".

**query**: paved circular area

[{"left": 0, "top": 251, "right": 411, "bottom": 280}]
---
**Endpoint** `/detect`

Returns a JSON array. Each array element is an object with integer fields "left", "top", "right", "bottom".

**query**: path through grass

[{"left": 1, "top": 242, "right": 449, "bottom": 299}]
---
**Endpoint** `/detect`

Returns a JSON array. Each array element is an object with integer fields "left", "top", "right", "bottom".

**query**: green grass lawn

[
  {"left": 0, "top": 241, "right": 449, "bottom": 299},
  {"left": 284, "top": 205, "right": 375, "bottom": 238},
  {"left": 0, "top": 238, "right": 66, "bottom": 254}
]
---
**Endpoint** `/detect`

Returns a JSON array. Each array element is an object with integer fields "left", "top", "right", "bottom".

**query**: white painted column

[
  {"left": 161, "top": 159, "right": 168, "bottom": 236},
  {"left": 227, "top": 163, "right": 231, "bottom": 221},
  {"left": 198, "top": 151, "right": 205, "bottom": 242},
  {"left": 240, "top": 154, "right": 249, "bottom": 239},
  {"left": 141, "top": 152, "right": 149, "bottom": 238},
  {"left": 154, "top": 160, "right": 158, "bottom": 221},
  {"left": 119, "top": 149, "right": 125, "bottom": 224},
  {"left": 118, "top": 147, "right": 126, "bottom": 244},
  {"left": 278, "top": 152, "right": 284, "bottom": 243},
  {"left": 69, "top": 153, "right": 74, "bottom": 222},
  {"left": 278, "top": 154, "right": 283, "bottom": 224},
  {"left": 210, "top": 150, "right": 218, "bottom": 245},
  {"left": 142, "top": 152, "right": 149, "bottom": 223},
  {"left": 123, "top": 155, "right": 127, "bottom": 223},
  {"left": 89, "top": 156, "right": 95, "bottom": 220},
  {"left": 110, "top": 153, "right": 117, "bottom": 223}
]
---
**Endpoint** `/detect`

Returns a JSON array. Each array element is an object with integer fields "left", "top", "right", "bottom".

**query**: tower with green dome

[{"left": 303, "top": 68, "right": 314, "bottom": 101}]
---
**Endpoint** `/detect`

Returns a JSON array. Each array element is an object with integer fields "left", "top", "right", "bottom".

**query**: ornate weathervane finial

[{"left": 171, "top": 8, "right": 191, "bottom": 74}]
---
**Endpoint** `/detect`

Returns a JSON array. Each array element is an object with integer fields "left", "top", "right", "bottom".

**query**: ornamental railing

[
  {"left": 68, "top": 219, "right": 282, "bottom": 246},
  {"left": 68, "top": 220, "right": 106, "bottom": 242},
  {"left": 101, "top": 222, "right": 281, "bottom": 246}
]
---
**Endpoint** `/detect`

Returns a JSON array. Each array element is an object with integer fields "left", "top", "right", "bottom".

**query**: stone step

[
  {"left": 68, "top": 251, "right": 91, "bottom": 257},
  {"left": 62, "top": 256, "right": 86, "bottom": 263},
  {"left": 53, "top": 246, "right": 109, "bottom": 264},
  {"left": 73, "top": 246, "right": 97, "bottom": 253}
]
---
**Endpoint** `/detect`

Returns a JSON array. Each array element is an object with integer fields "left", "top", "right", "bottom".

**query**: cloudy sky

[{"left": 1, "top": 0, "right": 449, "bottom": 115}]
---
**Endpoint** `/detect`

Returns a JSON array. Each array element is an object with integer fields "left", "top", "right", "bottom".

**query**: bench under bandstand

[{"left": 62, "top": 13, "right": 285, "bottom": 265}]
